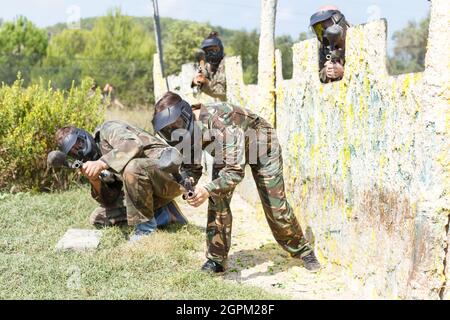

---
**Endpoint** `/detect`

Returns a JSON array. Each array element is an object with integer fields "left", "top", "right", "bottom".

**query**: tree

[
  {"left": 81, "top": 8, "right": 156, "bottom": 106},
  {"left": 276, "top": 35, "right": 294, "bottom": 79},
  {"left": 0, "top": 16, "right": 48, "bottom": 85},
  {"left": 228, "top": 30, "right": 260, "bottom": 84},
  {"left": 163, "top": 21, "right": 212, "bottom": 76},
  {"left": 34, "top": 29, "right": 89, "bottom": 89},
  {"left": 388, "top": 16, "right": 430, "bottom": 75}
]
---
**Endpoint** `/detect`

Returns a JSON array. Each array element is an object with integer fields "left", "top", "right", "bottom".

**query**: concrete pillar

[
  {"left": 408, "top": 0, "right": 450, "bottom": 299},
  {"left": 257, "top": 0, "right": 277, "bottom": 126},
  {"left": 153, "top": 53, "right": 167, "bottom": 101}
]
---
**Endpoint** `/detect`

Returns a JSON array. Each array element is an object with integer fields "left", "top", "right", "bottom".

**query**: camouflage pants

[
  {"left": 90, "top": 205, "right": 128, "bottom": 227},
  {"left": 122, "top": 158, "right": 184, "bottom": 225},
  {"left": 90, "top": 200, "right": 187, "bottom": 227},
  {"left": 206, "top": 130, "right": 313, "bottom": 264}
]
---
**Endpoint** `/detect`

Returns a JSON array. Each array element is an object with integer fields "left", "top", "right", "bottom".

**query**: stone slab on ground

[{"left": 55, "top": 228, "right": 102, "bottom": 251}]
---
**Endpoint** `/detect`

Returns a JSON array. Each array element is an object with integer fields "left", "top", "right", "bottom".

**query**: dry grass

[
  {"left": 0, "top": 188, "right": 286, "bottom": 299},
  {"left": 105, "top": 105, "right": 155, "bottom": 133}
]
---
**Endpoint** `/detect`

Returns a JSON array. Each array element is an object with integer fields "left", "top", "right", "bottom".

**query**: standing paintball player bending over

[{"left": 152, "top": 92, "right": 322, "bottom": 273}]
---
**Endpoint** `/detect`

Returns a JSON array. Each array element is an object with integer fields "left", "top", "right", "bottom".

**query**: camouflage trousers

[
  {"left": 206, "top": 130, "right": 313, "bottom": 264},
  {"left": 90, "top": 200, "right": 187, "bottom": 227},
  {"left": 91, "top": 158, "right": 183, "bottom": 226},
  {"left": 90, "top": 205, "right": 128, "bottom": 227}
]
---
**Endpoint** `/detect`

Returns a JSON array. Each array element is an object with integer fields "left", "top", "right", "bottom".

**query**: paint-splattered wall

[{"left": 154, "top": 0, "right": 449, "bottom": 299}]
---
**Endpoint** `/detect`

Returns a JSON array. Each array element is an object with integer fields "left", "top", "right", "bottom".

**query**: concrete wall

[{"left": 154, "top": 0, "right": 449, "bottom": 299}]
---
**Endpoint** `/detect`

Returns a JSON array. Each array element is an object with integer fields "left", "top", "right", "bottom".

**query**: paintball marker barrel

[
  {"left": 324, "top": 24, "right": 344, "bottom": 62},
  {"left": 47, "top": 150, "right": 71, "bottom": 168},
  {"left": 195, "top": 49, "right": 206, "bottom": 66},
  {"left": 155, "top": 148, "right": 196, "bottom": 200},
  {"left": 47, "top": 150, "right": 115, "bottom": 183},
  {"left": 193, "top": 49, "right": 206, "bottom": 94},
  {"left": 174, "top": 173, "right": 195, "bottom": 200}
]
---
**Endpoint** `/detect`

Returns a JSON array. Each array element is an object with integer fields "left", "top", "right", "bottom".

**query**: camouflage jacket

[
  {"left": 192, "top": 59, "right": 227, "bottom": 101},
  {"left": 91, "top": 120, "right": 170, "bottom": 206},
  {"left": 182, "top": 102, "right": 273, "bottom": 197}
]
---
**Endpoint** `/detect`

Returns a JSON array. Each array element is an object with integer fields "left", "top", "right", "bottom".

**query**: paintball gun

[
  {"left": 47, "top": 150, "right": 115, "bottom": 183},
  {"left": 174, "top": 171, "right": 195, "bottom": 201},
  {"left": 323, "top": 24, "right": 345, "bottom": 64},
  {"left": 192, "top": 49, "right": 206, "bottom": 94},
  {"left": 156, "top": 148, "right": 196, "bottom": 200}
]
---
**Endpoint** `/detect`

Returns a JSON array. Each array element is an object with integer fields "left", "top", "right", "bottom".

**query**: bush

[{"left": 0, "top": 77, "right": 105, "bottom": 192}]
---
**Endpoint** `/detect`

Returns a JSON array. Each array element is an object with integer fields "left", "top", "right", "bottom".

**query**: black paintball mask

[
  {"left": 59, "top": 128, "right": 100, "bottom": 162},
  {"left": 152, "top": 99, "right": 196, "bottom": 147},
  {"left": 310, "top": 9, "right": 348, "bottom": 47},
  {"left": 200, "top": 36, "right": 224, "bottom": 66}
]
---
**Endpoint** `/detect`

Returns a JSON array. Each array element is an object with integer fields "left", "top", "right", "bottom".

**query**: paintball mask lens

[
  {"left": 60, "top": 132, "right": 78, "bottom": 155},
  {"left": 312, "top": 23, "right": 325, "bottom": 42},
  {"left": 153, "top": 100, "right": 193, "bottom": 143},
  {"left": 204, "top": 45, "right": 223, "bottom": 65},
  {"left": 159, "top": 124, "right": 177, "bottom": 141},
  {"left": 74, "top": 138, "right": 87, "bottom": 158},
  {"left": 205, "top": 52, "right": 222, "bottom": 65},
  {"left": 60, "top": 128, "right": 98, "bottom": 161}
]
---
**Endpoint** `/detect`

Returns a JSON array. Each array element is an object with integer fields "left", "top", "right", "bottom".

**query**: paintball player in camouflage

[
  {"left": 310, "top": 5, "right": 350, "bottom": 83},
  {"left": 152, "top": 92, "right": 322, "bottom": 273},
  {"left": 191, "top": 32, "right": 227, "bottom": 101},
  {"left": 54, "top": 120, "right": 187, "bottom": 242}
]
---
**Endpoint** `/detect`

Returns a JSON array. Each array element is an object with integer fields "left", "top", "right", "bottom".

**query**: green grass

[{"left": 0, "top": 188, "right": 286, "bottom": 300}]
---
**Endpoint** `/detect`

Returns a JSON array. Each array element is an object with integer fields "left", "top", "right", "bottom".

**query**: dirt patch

[{"left": 178, "top": 188, "right": 356, "bottom": 299}]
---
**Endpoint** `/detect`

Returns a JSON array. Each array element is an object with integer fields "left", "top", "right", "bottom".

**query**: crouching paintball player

[
  {"left": 53, "top": 120, "right": 188, "bottom": 242},
  {"left": 152, "top": 92, "right": 322, "bottom": 273}
]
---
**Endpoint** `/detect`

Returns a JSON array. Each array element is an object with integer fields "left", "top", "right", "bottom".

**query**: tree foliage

[
  {"left": 227, "top": 30, "right": 260, "bottom": 84},
  {"left": 276, "top": 35, "right": 294, "bottom": 80},
  {"left": 0, "top": 16, "right": 48, "bottom": 85},
  {"left": 0, "top": 10, "right": 430, "bottom": 108},
  {"left": 80, "top": 8, "right": 155, "bottom": 106},
  {"left": 35, "top": 29, "right": 89, "bottom": 89},
  {"left": 0, "top": 78, "right": 104, "bottom": 192},
  {"left": 163, "top": 21, "right": 212, "bottom": 76},
  {"left": 388, "top": 16, "right": 430, "bottom": 75}
]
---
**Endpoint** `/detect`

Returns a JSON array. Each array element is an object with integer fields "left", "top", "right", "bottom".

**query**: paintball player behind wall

[
  {"left": 310, "top": 5, "right": 350, "bottom": 83},
  {"left": 191, "top": 32, "right": 227, "bottom": 101},
  {"left": 152, "top": 92, "right": 322, "bottom": 273},
  {"left": 54, "top": 120, "right": 188, "bottom": 242}
]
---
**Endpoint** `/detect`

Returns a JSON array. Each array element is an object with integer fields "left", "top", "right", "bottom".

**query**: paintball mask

[
  {"left": 59, "top": 128, "right": 100, "bottom": 162},
  {"left": 152, "top": 99, "right": 195, "bottom": 146},
  {"left": 200, "top": 35, "right": 224, "bottom": 66},
  {"left": 310, "top": 9, "right": 348, "bottom": 46}
]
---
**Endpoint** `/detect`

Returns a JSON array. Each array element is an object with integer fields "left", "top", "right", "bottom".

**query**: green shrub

[{"left": 0, "top": 77, "right": 105, "bottom": 192}]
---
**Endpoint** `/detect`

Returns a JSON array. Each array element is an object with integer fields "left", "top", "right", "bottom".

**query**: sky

[{"left": 0, "top": 0, "right": 431, "bottom": 48}]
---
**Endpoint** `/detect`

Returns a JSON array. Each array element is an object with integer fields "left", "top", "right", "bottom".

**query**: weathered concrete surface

[
  {"left": 275, "top": 23, "right": 420, "bottom": 299},
  {"left": 256, "top": 0, "right": 277, "bottom": 124},
  {"left": 153, "top": 52, "right": 167, "bottom": 101},
  {"left": 55, "top": 229, "right": 102, "bottom": 251},
  {"left": 416, "top": 0, "right": 450, "bottom": 299},
  {"left": 154, "top": 56, "right": 229, "bottom": 106},
  {"left": 154, "top": 0, "right": 449, "bottom": 299},
  {"left": 272, "top": 0, "right": 449, "bottom": 299}
]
